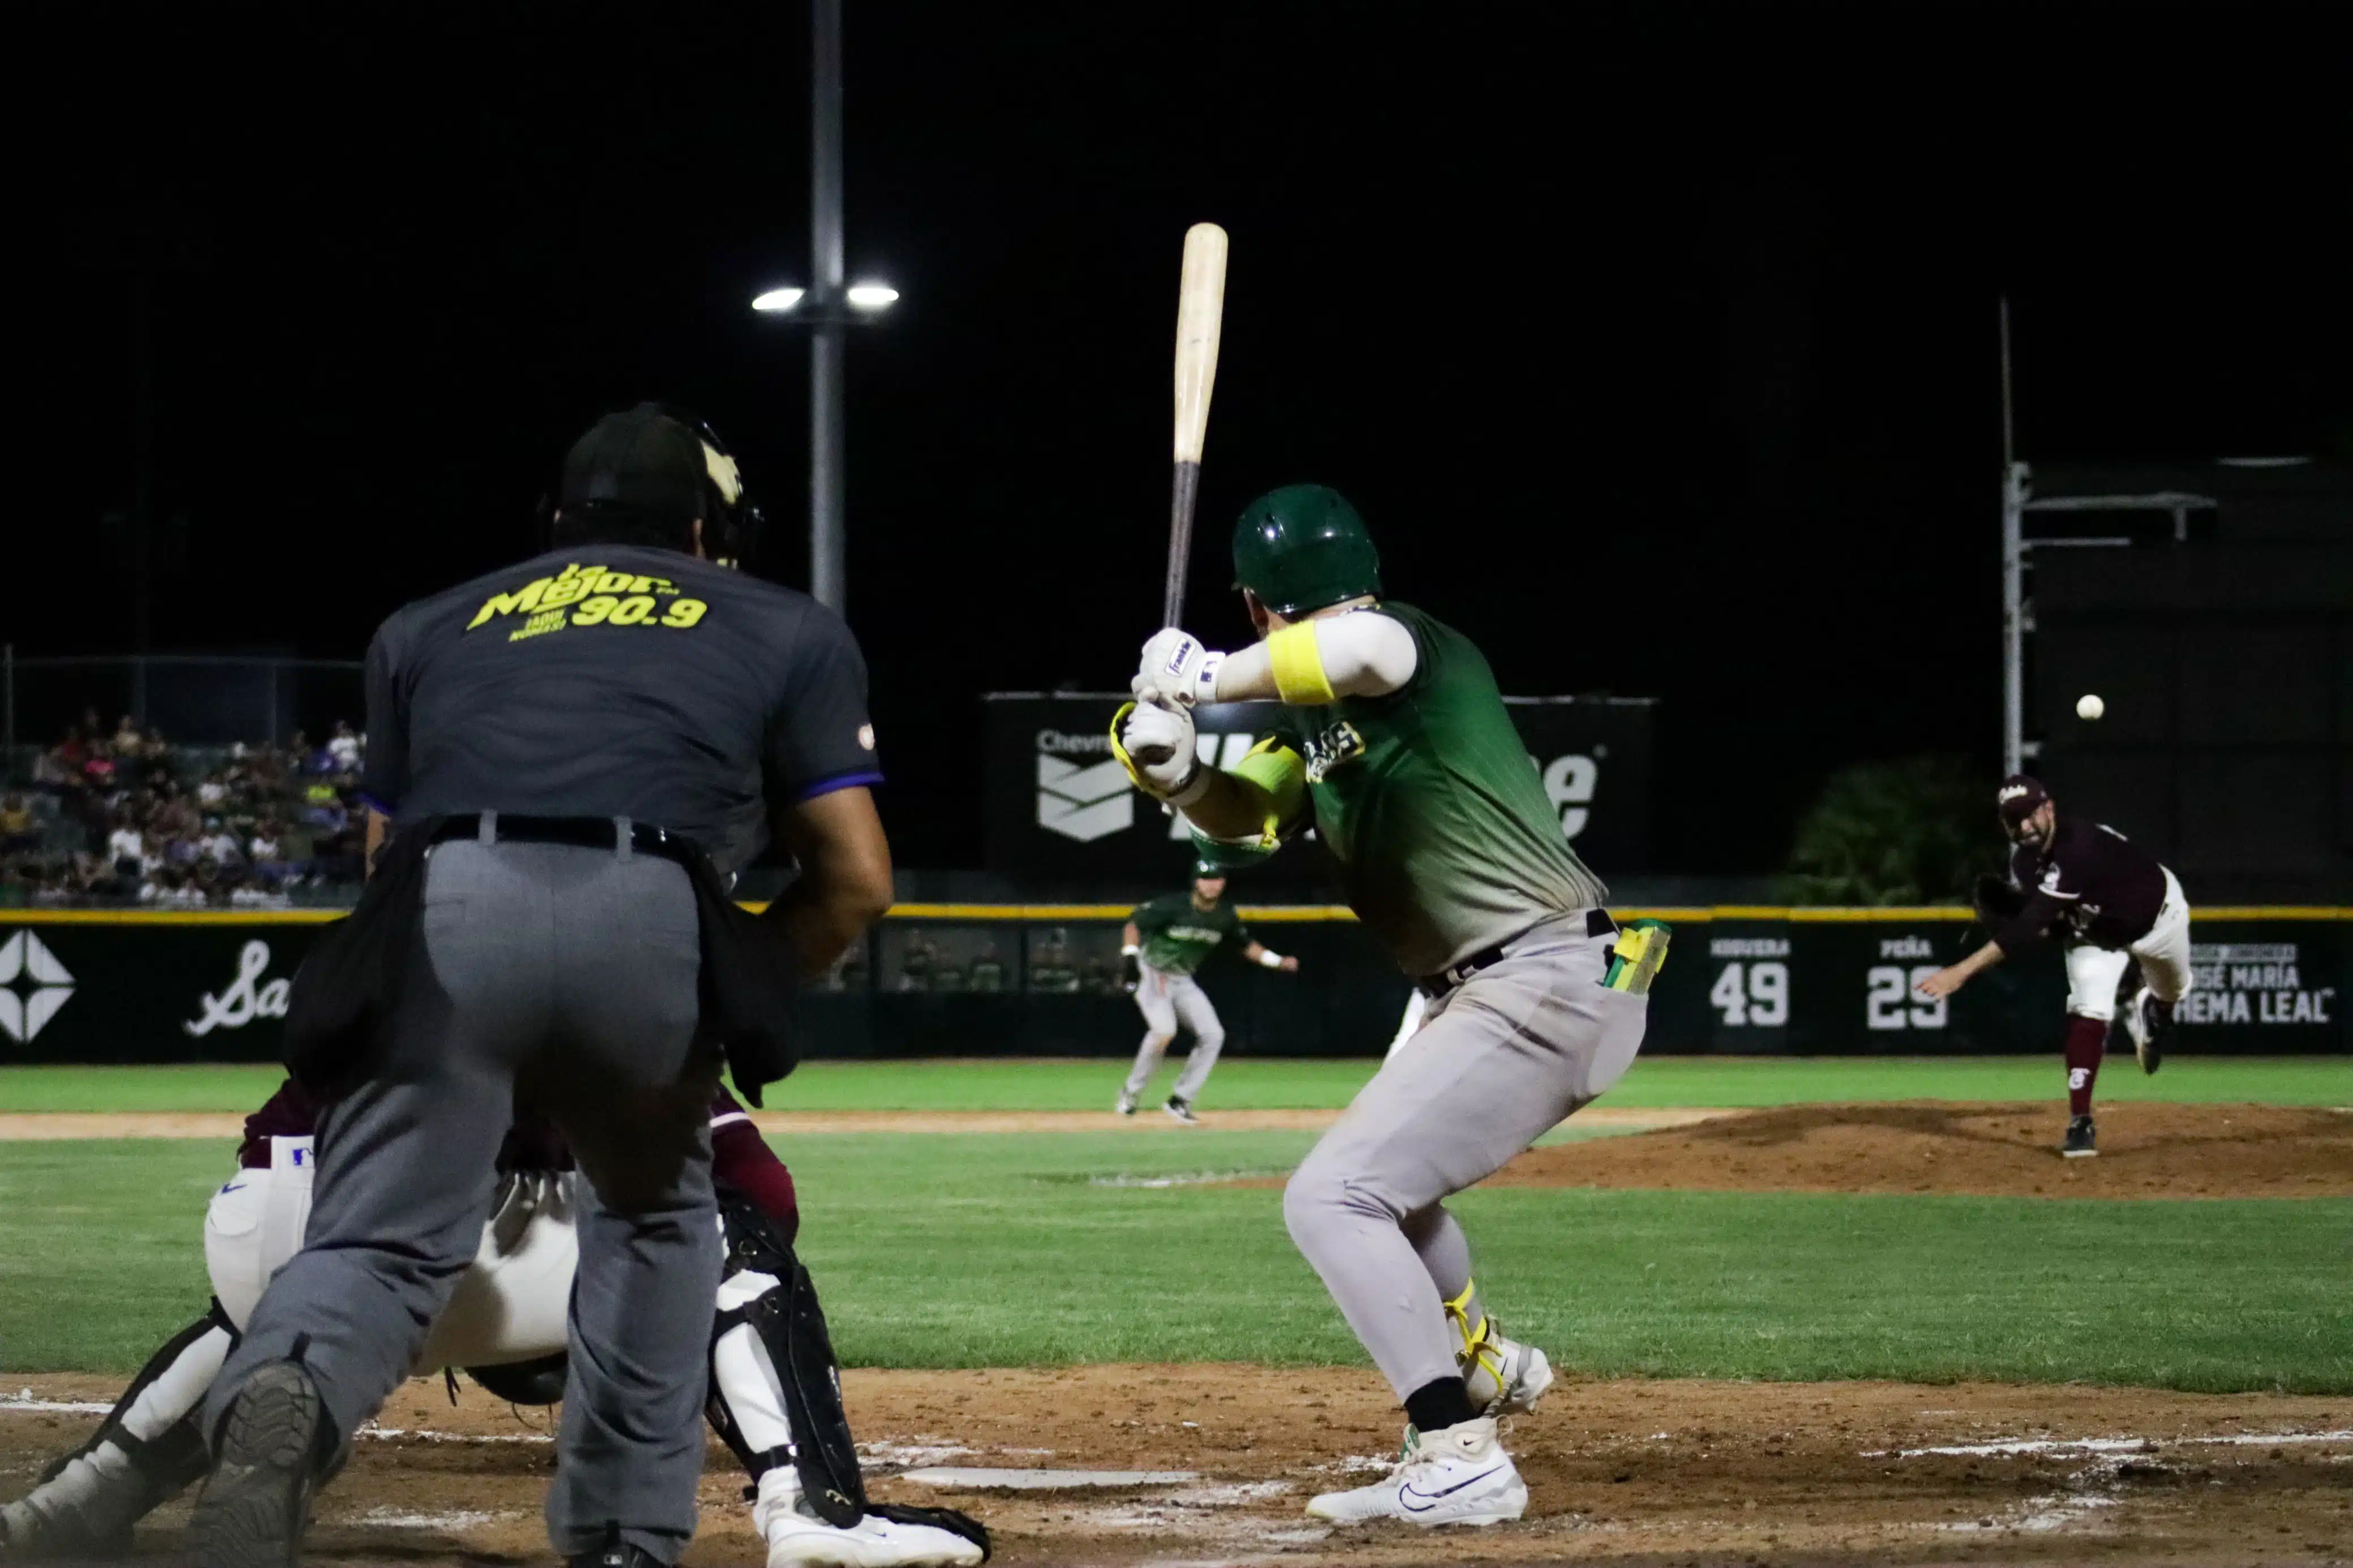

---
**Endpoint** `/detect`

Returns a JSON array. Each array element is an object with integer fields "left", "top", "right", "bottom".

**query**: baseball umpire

[
  {"left": 183, "top": 404, "right": 893, "bottom": 1568},
  {"left": 1113, "top": 484, "right": 1669, "bottom": 1527},
  {"left": 1917, "top": 774, "right": 2192, "bottom": 1157},
  {"left": 1115, "top": 862, "right": 1298, "bottom": 1122}
]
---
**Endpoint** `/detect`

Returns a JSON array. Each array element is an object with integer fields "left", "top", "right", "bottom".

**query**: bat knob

[{"left": 1128, "top": 742, "right": 1177, "bottom": 767}]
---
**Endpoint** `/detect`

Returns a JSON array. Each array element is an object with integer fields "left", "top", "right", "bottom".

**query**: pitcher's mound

[{"left": 1494, "top": 1100, "right": 2353, "bottom": 1198}]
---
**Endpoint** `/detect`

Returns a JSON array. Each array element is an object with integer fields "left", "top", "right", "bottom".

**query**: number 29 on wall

[{"left": 1709, "top": 961, "right": 1789, "bottom": 1027}]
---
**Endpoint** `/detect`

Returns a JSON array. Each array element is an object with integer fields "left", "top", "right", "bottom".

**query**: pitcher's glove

[
  {"left": 1972, "top": 874, "right": 2024, "bottom": 926},
  {"left": 1119, "top": 946, "right": 1143, "bottom": 992}
]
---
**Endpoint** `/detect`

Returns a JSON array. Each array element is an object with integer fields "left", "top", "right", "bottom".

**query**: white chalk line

[
  {"left": 355, "top": 1505, "right": 514, "bottom": 1531},
  {"left": 902, "top": 1466, "right": 1198, "bottom": 1489}
]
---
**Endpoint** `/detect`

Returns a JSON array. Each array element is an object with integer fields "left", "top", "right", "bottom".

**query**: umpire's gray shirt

[{"left": 361, "top": 545, "right": 880, "bottom": 874}]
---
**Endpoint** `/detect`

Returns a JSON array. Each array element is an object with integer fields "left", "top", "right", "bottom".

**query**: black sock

[{"left": 1404, "top": 1375, "right": 1477, "bottom": 1433}]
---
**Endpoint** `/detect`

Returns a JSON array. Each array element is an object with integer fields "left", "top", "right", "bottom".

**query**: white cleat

[
  {"left": 1114, "top": 1090, "right": 1138, "bottom": 1116},
  {"left": 1305, "top": 1417, "right": 1527, "bottom": 1527},
  {"left": 756, "top": 1470, "right": 985, "bottom": 1568}
]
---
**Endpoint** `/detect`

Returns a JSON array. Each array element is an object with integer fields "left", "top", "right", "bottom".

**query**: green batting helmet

[{"left": 1231, "top": 485, "right": 1382, "bottom": 617}]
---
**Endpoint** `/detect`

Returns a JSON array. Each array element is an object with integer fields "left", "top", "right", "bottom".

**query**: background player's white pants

[
  {"left": 206, "top": 1137, "right": 579, "bottom": 1370},
  {"left": 2062, "top": 866, "right": 2194, "bottom": 1021},
  {"left": 1385, "top": 989, "right": 1428, "bottom": 1059},
  {"left": 1124, "top": 966, "right": 1225, "bottom": 1102},
  {"left": 1284, "top": 911, "right": 1647, "bottom": 1401}
]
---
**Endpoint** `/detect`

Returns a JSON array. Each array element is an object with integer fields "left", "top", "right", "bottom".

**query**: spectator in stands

[
  {"left": 0, "top": 794, "right": 36, "bottom": 856},
  {"left": 326, "top": 719, "right": 361, "bottom": 772},
  {"left": 200, "top": 818, "right": 244, "bottom": 870},
  {"left": 105, "top": 810, "right": 145, "bottom": 871},
  {"left": 248, "top": 815, "right": 288, "bottom": 889}
]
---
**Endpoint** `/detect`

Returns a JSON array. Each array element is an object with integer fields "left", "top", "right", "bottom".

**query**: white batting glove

[
  {"left": 1117, "top": 699, "right": 1208, "bottom": 804},
  {"left": 1134, "top": 628, "right": 1225, "bottom": 707}
]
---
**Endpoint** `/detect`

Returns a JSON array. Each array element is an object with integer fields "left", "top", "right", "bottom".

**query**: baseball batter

[
  {"left": 0, "top": 1077, "right": 986, "bottom": 1568},
  {"left": 1117, "top": 865, "right": 1298, "bottom": 1122},
  {"left": 1113, "top": 483, "right": 1667, "bottom": 1528},
  {"left": 1918, "top": 774, "right": 2191, "bottom": 1157}
]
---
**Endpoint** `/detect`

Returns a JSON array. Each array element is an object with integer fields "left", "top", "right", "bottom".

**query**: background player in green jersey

[
  {"left": 1113, "top": 484, "right": 1665, "bottom": 1530},
  {"left": 1117, "top": 864, "right": 1299, "bottom": 1123}
]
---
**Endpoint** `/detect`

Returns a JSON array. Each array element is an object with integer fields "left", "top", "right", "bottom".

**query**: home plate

[{"left": 899, "top": 1467, "right": 1199, "bottom": 1489}]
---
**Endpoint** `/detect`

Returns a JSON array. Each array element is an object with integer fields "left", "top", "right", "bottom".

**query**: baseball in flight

[{"left": 2076, "top": 693, "right": 2105, "bottom": 721}]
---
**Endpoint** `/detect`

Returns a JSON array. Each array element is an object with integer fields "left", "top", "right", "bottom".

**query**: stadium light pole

[
  {"left": 809, "top": 0, "right": 846, "bottom": 613},
  {"left": 751, "top": 0, "right": 895, "bottom": 612}
]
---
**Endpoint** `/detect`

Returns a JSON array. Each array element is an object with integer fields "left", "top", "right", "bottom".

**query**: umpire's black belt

[
  {"left": 1417, "top": 908, "right": 1618, "bottom": 998},
  {"left": 428, "top": 811, "right": 701, "bottom": 868}
]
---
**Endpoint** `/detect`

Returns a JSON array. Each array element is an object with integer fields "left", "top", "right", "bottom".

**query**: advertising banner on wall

[
  {"left": 2, "top": 910, "right": 2338, "bottom": 1065},
  {"left": 984, "top": 692, "right": 1656, "bottom": 890},
  {"left": 1, "top": 918, "right": 324, "bottom": 1065}
]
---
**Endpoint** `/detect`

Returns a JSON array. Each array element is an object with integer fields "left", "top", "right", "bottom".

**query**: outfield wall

[{"left": 3, "top": 906, "right": 2343, "bottom": 1064}]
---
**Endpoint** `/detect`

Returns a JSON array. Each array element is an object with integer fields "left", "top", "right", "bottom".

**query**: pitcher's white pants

[{"left": 2063, "top": 866, "right": 2194, "bottom": 1021}]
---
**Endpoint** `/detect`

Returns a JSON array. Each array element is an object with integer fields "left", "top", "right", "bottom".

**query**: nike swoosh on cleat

[
  {"left": 1398, "top": 1465, "right": 1506, "bottom": 1511},
  {"left": 218, "top": 1183, "right": 247, "bottom": 1194}
]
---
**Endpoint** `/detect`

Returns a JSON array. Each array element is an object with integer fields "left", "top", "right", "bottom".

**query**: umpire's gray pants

[
  {"left": 1124, "top": 966, "right": 1225, "bottom": 1103},
  {"left": 204, "top": 837, "right": 723, "bottom": 1563},
  {"left": 1283, "top": 912, "right": 1646, "bottom": 1402}
]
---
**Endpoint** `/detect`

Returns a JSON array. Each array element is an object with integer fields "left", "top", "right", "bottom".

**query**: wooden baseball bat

[{"left": 1164, "top": 222, "right": 1229, "bottom": 628}]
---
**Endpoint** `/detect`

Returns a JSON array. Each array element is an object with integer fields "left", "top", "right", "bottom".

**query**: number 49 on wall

[{"left": 1709, "top": 961, "right": 1789, "bottom": 1027}]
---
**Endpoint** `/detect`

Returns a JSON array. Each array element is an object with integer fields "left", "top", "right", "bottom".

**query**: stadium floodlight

[
  {"left": 846, "top": 283, "right": 899, "bottom": 310},
  {"left": 752, "top": 287, "right": 807, "bottom": 313}
]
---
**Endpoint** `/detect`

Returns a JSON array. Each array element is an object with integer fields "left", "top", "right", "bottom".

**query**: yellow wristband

[{"left": 1267, "top": 623, "right": 1335, "bottom": 705}]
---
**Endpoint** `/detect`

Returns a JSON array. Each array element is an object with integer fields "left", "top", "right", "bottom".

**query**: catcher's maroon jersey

[{"left": 1995, "top": 814, "right": 2167, "bottom": 954}]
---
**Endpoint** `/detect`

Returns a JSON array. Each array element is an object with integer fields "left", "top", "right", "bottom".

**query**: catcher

[
  {"left": 0, "top": 1077, "right": 986, "bottom": 1568},
  {"left": 1920, "top": 774, "right": 2191, "bottom": 1156}
]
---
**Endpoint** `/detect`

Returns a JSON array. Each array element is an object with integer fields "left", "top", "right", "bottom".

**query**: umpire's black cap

[{"left": 559, "top": 404, "right": 709, "bottom": 530}]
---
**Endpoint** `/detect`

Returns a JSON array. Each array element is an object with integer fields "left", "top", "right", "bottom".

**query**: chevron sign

[{"left": 1036, "top": 755, "right": 1135, "bottom": 843}]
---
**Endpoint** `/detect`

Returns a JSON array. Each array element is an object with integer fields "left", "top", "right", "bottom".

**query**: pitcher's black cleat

[{"left": 2062, "top": 1115, "right": 2097, "bottom": 1158}]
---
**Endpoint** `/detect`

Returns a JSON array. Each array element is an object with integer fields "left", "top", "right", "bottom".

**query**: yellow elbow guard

[{"left": 1267, "top": 623, "right": 1335, "bottom": 705}]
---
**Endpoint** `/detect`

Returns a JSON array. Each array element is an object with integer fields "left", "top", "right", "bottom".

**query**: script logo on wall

[
  {"left": 1035, "top": 729, "right": 1134, "bottom": 844},
  {"left": 0, "top": 930, "right": 76, "bottom": 1043},
  {"left": 185, "top": 939, "right": 292, "bottom": 1036}
]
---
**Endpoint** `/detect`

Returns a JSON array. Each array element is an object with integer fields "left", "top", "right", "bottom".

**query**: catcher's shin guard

[
  {"left": 2, "top": 1303, "right": 236, "bottom": 1554},
  {"left": 708, "top": 1190, "right": 867, "bottom": 1528}
]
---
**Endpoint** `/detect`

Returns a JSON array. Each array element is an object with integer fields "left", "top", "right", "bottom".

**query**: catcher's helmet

[
  {"left": 1231, "top": 484, "right": 1381, "bottom": 618},
  {"left": 551, "top": 402, "right": 764, "bottom": 566}
]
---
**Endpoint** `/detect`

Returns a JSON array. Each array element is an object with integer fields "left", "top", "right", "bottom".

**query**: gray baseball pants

[
  {"left": 1283, "top": 911, "right": 1647, "bottom": 1402},
  {"left": 204, "top": 835, "right": 723, "bottom": 1563},
  {"left": 1124, "top": 965, "right": 1225, "bottom": 1103}
]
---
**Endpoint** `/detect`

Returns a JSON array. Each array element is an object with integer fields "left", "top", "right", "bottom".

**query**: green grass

[
  {"left": 4, "top": 1053, "right": 2347, "bottom": 1114},
  {"left": 5, "top": 1131, "right": 2347, "bottom": 1393}
]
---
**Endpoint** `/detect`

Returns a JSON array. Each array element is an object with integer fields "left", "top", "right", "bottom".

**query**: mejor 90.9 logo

[{"left": 468, "top": 563, "right": 710, "bottom": 642}]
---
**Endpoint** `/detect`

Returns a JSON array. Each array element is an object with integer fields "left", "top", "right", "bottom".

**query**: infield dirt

[
  {"left": 6, "top": 1366, "right": 2348, "bottom": 1565},
  {"left": 1488, "top": 1100, "right": 2353, "bottom": 1199}
]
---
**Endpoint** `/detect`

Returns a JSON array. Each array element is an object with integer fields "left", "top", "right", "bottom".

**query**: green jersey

[
  {"left": 1267, "top": 603, "right": 1608, "bottom": 977},
  {"left": 1130, "top": 892, "right": 1248, "bottom": 978}
]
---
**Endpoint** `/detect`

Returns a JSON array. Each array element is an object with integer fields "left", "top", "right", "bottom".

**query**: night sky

[{"left": 19, "top": 6, "right": 2350, "bottom": 872}]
